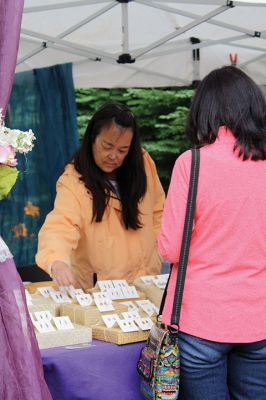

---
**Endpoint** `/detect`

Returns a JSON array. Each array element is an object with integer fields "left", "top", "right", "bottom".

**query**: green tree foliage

[{"left": 76, "top": 87, "right": 194, "bottom": 190}]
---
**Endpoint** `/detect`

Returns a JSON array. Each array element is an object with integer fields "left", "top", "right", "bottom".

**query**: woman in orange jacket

[{"left": 36, "top": 101, "right": 165, "bottom": 289}]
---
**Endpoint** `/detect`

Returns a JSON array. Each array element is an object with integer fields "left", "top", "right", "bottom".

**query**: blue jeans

[{"left": 178, "top": 331, "right": 266, "bottom": 400}]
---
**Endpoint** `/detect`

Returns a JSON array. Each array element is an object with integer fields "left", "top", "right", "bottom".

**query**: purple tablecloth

[{"left": 41, "top": 340, "right": 144, "bottom": 400}]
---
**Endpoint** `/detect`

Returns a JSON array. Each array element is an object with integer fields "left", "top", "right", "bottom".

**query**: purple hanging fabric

[
  {"left": 0, "top": 2, "right": 52, "bottom": 398},
  {"left": 0, "top": 256, "right": 52, "bottom": 399},
  {"left": 0, "top": 0, "right": 24, "bottom": 114}
]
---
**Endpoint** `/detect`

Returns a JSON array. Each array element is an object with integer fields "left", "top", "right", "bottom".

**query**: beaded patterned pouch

[{"left": 137, "top": 322, "right": 179, "bottom": 400}]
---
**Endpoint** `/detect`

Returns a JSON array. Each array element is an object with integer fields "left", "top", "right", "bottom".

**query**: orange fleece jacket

[{"left": 36, "top": 151, "right": 165, "bottom": 289}]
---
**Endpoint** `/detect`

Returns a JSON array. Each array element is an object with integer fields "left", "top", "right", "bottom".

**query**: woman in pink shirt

[{"left": 158, "top": 66, "right": 266, "bottom": 400}]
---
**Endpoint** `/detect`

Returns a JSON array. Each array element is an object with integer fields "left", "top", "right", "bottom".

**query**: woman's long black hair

[
  {"left": 186, "top": 66, "right": 266, "bottom": 160},
  {"left": 73, "top": 101, "right": 147, "bottom": 229}
]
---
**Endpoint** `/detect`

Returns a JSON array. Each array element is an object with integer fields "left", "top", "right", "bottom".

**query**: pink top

[{"left": 158, "top": 126, "right": 266, "bottom": 343}]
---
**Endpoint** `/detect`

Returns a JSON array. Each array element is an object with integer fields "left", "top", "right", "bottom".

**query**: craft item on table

[
  {"left": 121, "top": 285, "right": 139, "bottom": 299},
  {"left": 91, "top": 324, "right": 150, "bottom": 345},
  {"left": 37, "top": 286, "right": 56, "bottom": 298},
  {"left": 59, "top": 285, "right": 85, "bottom": 299},
  {"left": 97, "top": 280, "right": 115, "bottom": 291},
  {"left": 27, "top": 293, "right": 61, "bottom": 316},
  {"left": 59, "top": 286, "right": 94, "bottom": 306},
  {"left": 31, "top": 309, "right": 92, "bottom": 349},
  {"left": 49, "top": 291, "right": 72, "bottom": 304},
  {"left": 95, "top": 311, "right": 153, "bottom": 344},
  {"left": 139, "top": 275, "right": 154, "bottom": 285},
  {"left": 122, "top": 310, "right": 141, "bottom": 321},
  {"left": 35, "top": 323, "right": 92, "bottom": 349},
  {"left": 33, "top": 319, "right": 56, "bottom": 333},
  {"left": 119, "top": 300, "right": 158, "bottom": 321},
  {"left": 24, "top": 281, "right": 55, "bottom": 294},
  {"left": 92, "top": 279, "right": 141, "bottom": 300},
  {"left": 75, "top": 293, "right": 93, "bottom": 307},
  {"left": 134, "top": 275, "right": 169, "bottom": 307},
  {"left": 112, "top": 280, "right": 129, "bottom": 290},
  {"left": 121, "top": 311, "right": 154, "bottom": 331},
  {"left": 136, "top": 300, "right": 158, "bottom": 317},
  {"left": 53, "top": 316, "right": 74, "bottom": 330},
  {"left": 152, "top": 274, "right": 169, "bottom": 289},
  {"left": 119, "top": 301, "right": 138, "bottom": 311},
  {"left": 34, "top": 310, "right": 54, "bottom": 322},
  {"left": 60, "top": 301, "right": 128, "bottom": 327},
  {"left": 101, "top": 314, "right": 120, "bottom": 328},
  {"left": 134, "top": 317, "right": 154, "bottom": 331},
  {"left": 117, "top": 318, "right": 139, "bottom": 333},
  {"left": 93, "top": 292, "right": 114, "bottom": 312}
]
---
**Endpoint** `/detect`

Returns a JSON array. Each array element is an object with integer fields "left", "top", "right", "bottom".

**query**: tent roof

[{"left": 17, "top": 0, "right": 266, "bottom": 87}]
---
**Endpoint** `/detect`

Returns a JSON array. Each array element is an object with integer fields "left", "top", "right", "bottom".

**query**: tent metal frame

[{"left": 19, "top": 0, "right": 266, "bottom": 86}]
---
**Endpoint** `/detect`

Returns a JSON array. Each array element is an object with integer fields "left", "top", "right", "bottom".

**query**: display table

[{"left": 41, "top": 339, "right": 144, "bottom": 400}]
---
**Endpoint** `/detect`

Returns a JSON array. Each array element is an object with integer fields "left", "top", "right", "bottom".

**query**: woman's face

[{"left": 92, "top": 123, "right": 133, "bottom": 177}]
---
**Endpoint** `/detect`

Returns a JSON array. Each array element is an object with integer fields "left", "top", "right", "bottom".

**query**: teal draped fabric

[{"left": 0, "top": 63, "right": 79, "bottom": 267}]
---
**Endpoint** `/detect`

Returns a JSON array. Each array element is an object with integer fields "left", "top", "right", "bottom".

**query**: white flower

[{"left": 0, "top": 109, "right": 36, "bottom": 154}]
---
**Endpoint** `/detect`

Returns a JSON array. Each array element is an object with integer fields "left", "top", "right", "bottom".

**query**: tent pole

[
  {"left": 136, "top": 0, "right": 257, "bottom": 37},
  {"left": 18, "top": 2, "right": 118, "bottom": 67},
  {"left": 132, "top": 4, "right": 231, "bottom": 59},
  {"left": 24, "top": 0, "right": 113, "bottom": 13},
  {"left": 121, "top": 3, "right": 129, "bottom": 54}
]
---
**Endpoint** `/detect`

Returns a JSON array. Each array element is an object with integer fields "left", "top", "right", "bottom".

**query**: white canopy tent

[{"left": 17, "top": 0, "right": 266, "bottom": 88}]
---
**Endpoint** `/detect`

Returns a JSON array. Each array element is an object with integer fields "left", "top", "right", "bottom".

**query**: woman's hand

[{"left": 51, "top": 260, "right": 75, "bottom": 287}]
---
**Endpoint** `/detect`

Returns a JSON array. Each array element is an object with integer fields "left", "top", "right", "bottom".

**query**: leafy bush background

[{"left": 76, "top": 88, "right": 194, "bottom": 190}]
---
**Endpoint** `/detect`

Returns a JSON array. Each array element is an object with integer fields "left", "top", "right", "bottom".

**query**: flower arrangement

[{"left": 0, "top": 108, "right": 36, "bottom": 200}]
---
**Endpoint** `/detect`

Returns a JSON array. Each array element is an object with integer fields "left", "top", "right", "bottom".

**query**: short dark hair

[
  {"left": 73, "top": 101, "right": 147, "bottom": 229},
  {"left": 186, "top": 66, "right": 266, "bottom": 160}
]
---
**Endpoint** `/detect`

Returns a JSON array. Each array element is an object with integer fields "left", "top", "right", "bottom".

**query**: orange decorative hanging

[{"left": 229, "top": 53, "right": 238, "bottom": 66}]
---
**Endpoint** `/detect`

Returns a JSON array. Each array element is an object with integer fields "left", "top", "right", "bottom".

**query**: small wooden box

[
  {"left": 134, "top": 277, "right": 164, "bottom": 308},
  {"left": 35, "top": 323, "right": 92, "bottom": 349},
  {"left": 60, "top": 302, "right": 128, "bottom": 326},
  {"left": 91, "top": 325, "right": 149, "bottom": 345}
]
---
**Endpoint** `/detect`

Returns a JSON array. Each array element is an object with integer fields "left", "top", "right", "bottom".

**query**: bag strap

[{"left": 158, "top": 148, "right": 200, "bottom": 326}]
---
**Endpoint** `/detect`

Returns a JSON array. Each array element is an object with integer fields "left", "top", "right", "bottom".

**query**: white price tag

[
  {"left": 135, "top": 317, "right": 154, "bottom": 331},
  {"left": 50, "top": 291, "right": 72, "bottom": 304},
  {"left": 101, "top": 314, "right": 120, "bottom": 328},
  {"left": 53, "top": 316, "right": 74, "bottom": 330},
  {"left": 152, "top": 274, "right": 169, "bottom": 289},
  {"left": 33, "top": 320, "right": 56, "bottom": 333},
  {"left": 140, "top": 275, "right": 154, "bottom": 285},
  {"left": 75, "top": 293, "right": 93, "bottom": 307},
  {"left": 105, "top": 287, "right": 124, "bottom": 300},
  {"left": 117, "top": 319, "right": 139, "bottom": 333},
  {"left": 34, "top": 311, "right": 53, "bottom": 321},
  {"left": 122, "top": 310, "right": 141, "bottom": 320},
  {"left": 136, "top": 300, "right": 155, "bottom": 317},
  {"left": 93, "top": 292, "right": 111, "bottom": 301},
  {"left": 119, "top": 301, "right": 138, "bottom": 311},
  {"left": 121, "top": 285, "right": 139, "bottom": 299},
  {"left": 97, "top": 280, "right": 114, "bottom": 291},
  {"left": 37, "top": 286, "right": 55, "bottom": 298},
  {"left": 68, "top": 287, "right": 86, "bottom": 300},
  {"left": 58, "top": 286, "right": 70, "bottom": 294},
  {"left": 112, "top": 280, "right": 129, "bottom": 289},
  {"left": 94, "top": 297, "right": 114, "bottom": 312}
]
